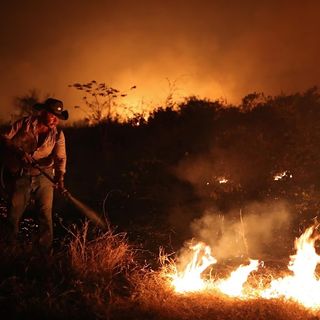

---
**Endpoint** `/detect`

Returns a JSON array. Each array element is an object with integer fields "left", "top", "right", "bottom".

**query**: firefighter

[{"left": 0, "top": 98, "right": 68, "bottom": 250}]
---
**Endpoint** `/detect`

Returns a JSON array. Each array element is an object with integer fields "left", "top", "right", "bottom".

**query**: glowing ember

[
  {"left": 217, "top": 259, "right": 259, "bottom": 297},
  {"left": 216, "top": 176, "right": 228, "bottom": 184},
  {"left": 170, "top": 242, "right": 217, "bottom": 293},
  {"left": 262, "top": 226, "right": 320, "bottom": 309},
  {"left": 273, "top": 170, "right": 293, "bottom": 181}
]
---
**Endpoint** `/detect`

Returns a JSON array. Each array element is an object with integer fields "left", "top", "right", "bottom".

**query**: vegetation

[
  {"left": 61, "top": 87, "right": 320, "bottom": 242},
  {"left": 1, "top": 87, "right": 320, "bottom": 318},
  {"left": 69, "top": 81, "right": 136, "bottom": 125},
  {"left": 0, "top": 224, "right": 316, "bottom": 319},
  {"left": 11, "top": 89, "right": 45, "bottom": 120}
]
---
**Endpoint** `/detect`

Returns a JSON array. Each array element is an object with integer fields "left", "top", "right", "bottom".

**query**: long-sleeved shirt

[{"left": 1, "top": 116, "right": 66, "bottom": 176}]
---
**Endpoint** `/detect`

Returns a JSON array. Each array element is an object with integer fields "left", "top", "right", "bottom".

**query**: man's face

[{"left": 41, "top": 111, "right": 59, "bottom": 128}]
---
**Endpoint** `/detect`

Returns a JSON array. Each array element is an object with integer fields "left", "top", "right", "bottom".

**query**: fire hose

[
  {"left": 32, "top": 160, "right": 108, "bottom": 231},
  {"left": 1, "top": 157, "right": 108, "bottom": 231}
]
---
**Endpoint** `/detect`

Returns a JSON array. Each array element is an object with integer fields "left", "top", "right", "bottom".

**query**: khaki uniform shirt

[{"left": 2, "top": 116, "right": 66, "bottom": 176}]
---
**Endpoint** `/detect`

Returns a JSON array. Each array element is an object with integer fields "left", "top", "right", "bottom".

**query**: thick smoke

[{"left": 190, "top": 201, "right": 292, "bottom": 260}]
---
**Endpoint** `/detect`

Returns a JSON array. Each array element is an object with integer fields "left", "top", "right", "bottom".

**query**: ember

[{"left": 273, "top": 170, "right": 293, "bottom": 181}]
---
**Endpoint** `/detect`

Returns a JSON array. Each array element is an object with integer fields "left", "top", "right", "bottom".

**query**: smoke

[
  {"left": 1, "top": 1, "right": 320, "bottom": 121},
  {"left": 172, "top": 137, "right": 294, "bottom": 260},
  {"left": 190, "top": 200, "right": 292, "bottom": 260}
]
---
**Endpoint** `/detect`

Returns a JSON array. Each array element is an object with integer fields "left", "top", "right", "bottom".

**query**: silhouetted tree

[
  {"left": 69, "top": 80, "right": 136, "bottom": 125},
  {"left": 241, "top": 92, "right": 267, "bottom": 112},
  {"left": 12, "top": 89, "right": 44, "bottom": 120}
]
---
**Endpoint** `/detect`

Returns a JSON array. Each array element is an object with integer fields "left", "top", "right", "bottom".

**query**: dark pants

[{"left": 8, "top": 171, "right": 54, "bottom": 249}]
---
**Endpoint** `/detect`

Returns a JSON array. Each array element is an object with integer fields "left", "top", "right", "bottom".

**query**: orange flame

[
  {"left": 166, "top": 225, "right": 320, "bottom": 310},
  {"left": 170, "top": 242, "right": 217, "bottom": 293},
  {"left": 216, "top": 259, "right": 259, "bottom": 297},
  {"left": 262, "top": 225, "right": 320, "bottom": 309}
]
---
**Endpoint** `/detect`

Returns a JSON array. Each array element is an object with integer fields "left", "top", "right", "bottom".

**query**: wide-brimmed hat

[{"left": 34, "top": 98, "right": 69, "bottom": 120}]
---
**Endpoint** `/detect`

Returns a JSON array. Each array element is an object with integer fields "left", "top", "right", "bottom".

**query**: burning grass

[
  {"left": 133, "top": 224, "right": 320, "bottom": 320},
  {"left": 124, "top": 261, "right": 315, "bottom": 320},
  {"left": 0, "top": 222, "right": 319, "bottom": 319}
]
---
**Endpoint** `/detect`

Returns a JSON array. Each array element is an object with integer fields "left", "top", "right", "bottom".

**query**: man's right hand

[
  {"left": 2, "top": 141, "right": 33, "bottom": 173},
  {"left": 54, "top": 173, "right": 67, "bottom": 193},
  {"left": 11, "top": 146, "right": 33, "bottom": 166}
]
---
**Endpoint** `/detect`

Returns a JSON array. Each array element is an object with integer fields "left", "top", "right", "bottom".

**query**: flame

[
  {"left": 166, "top": 225, "right": 320, "bottom": 311},
  {"left": 170, "top": 242, "right": 217, "bottom": 293},
  {"left": 262, "top": 226, "right": 320, "bottom": 309},
  {"left": 216, "top": 259, "right": 259, "bottom": 297}
]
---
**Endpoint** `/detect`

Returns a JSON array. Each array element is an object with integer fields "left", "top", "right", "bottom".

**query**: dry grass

[
  {"left": 67, "top": 222, "right": 137, "bottom": 318},
  {"left": 69, "top": 223, "right": 134, "bottom": 283},
  {"left": 0, "top": 222, "right": 137, "bottom": 319},
  {"left": 115, "top": 250, "right": 320, "bottom": 320},
  {"left": 0, "top": 225, "right": 320, "bottom": 319}
]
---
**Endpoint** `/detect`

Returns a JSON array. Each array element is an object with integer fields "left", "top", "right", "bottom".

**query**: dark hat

[{"left": 34, "top": 98, "right": 69, "bottom": 120}]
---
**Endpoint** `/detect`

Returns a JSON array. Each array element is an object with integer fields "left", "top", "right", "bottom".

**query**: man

[{"left": 0, "top": 98, "right": 68, "bottom": 250}]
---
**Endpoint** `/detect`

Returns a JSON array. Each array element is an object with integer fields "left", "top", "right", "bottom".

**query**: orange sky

[{"left": 1, "top": 0, "right": 319, "bottom": 122}]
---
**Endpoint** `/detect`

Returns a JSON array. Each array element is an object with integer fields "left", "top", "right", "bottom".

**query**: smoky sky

[{"left": 1, "top": 0, "right": 319, "bottom": 121}]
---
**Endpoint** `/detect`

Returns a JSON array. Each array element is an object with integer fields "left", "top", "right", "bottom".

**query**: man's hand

[
  {"left": 1, "top": 140, "right": 33, "bottom": 173},
  {"left": 12, "top": 146, "right": 33, "bottom": 166},
  {"left": 54, "top": 174, "right": 66, "bottom": 192}
]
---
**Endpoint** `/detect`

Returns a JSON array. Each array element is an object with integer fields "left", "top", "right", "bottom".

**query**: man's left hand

[{"left": 54, "top": 175, "right": 65, "bottom": 191}]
